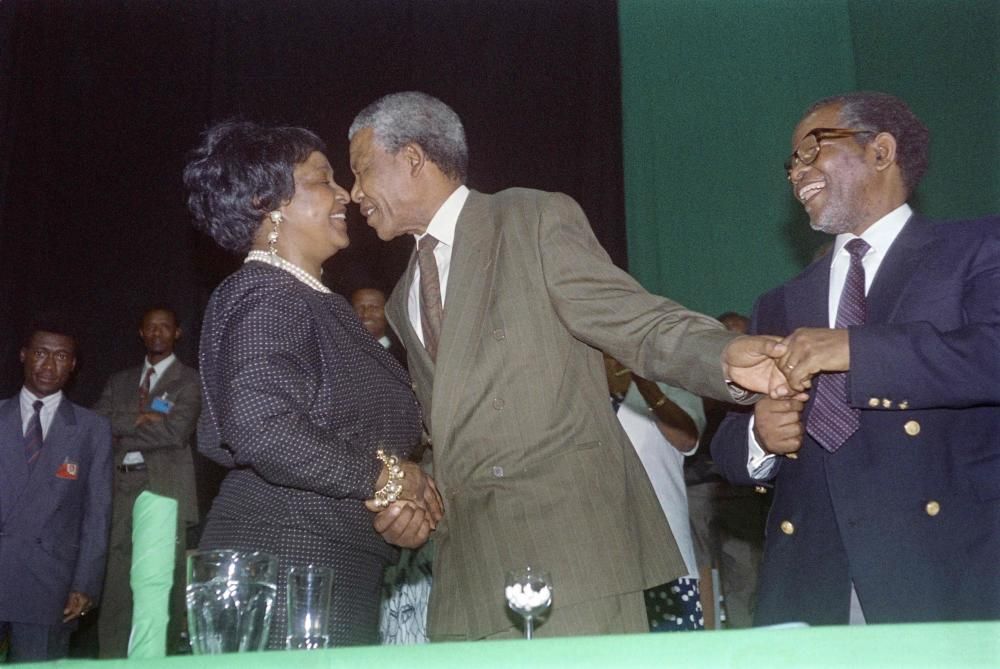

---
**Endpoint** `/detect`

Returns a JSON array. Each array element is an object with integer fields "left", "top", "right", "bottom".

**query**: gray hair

[
  {"left": 349, "top": 91, "right": 468, "bottom": 182},
  {"left": 806, "top": 91, "right": 930, "bottom": 197}
]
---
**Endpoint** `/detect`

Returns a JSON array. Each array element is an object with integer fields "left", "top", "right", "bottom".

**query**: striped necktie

[
  {"left": 417, "top": 235, "right": 443, "bottom": 361},
  {"left": 24, "top": 399, "right": 45, "bottom": 467},
  {"left": 806, "top": 238, "right": 871, "bottom": 452},
  {"left": 138, "top": 366, "right": 155, "bottom": 409}
]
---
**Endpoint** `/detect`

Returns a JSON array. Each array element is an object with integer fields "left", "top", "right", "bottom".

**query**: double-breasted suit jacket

[
  {"left": 386, "top": 188, "right": 739, "bottom": 640},
  {"left": 711, "top": 214, "right": 1000, "bottom": 625},
  {"left": 0, "top": 395, "right": 113, "bottom": 625},
  {"left": 95, "top": 359, "right": 200, "bottom": 526}
]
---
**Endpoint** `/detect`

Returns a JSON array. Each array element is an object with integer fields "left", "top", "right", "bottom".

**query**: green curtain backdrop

[{"left": 619, "top": 0, "right": 999, "bottom": 318}]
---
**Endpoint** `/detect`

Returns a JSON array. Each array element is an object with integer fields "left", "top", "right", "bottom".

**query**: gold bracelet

[
  {"left": 647, "top": 396, "right": 667, "bottom": 411},
  {"left": 373, "top": 449, "right": 405, "bottom": 509}
]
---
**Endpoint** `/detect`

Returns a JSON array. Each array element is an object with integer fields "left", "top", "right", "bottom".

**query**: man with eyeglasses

[
  {"left": 711, "top": 91, "right": 1000, "bottom": 626},
  {"left": 0, "top": 320, "right": 113, "bottom": 661}
]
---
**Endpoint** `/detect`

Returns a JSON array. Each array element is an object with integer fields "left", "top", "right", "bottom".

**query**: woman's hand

[{"left": 367, "top": 464, "right": 444, "bottom": 526}]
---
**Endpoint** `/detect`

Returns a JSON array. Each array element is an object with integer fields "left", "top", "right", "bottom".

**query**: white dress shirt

[
  {"left": 19, "top": 387, "right": 64, "bottom": 438},
  {"left": 407, "top": 185, "right": 470, "bottom": 345},
  {"left": 746, "top": 204, "right": 913, "bottom": 477}
]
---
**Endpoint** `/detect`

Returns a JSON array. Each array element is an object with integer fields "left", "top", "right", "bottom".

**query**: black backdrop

[{"left": 0, "top": 0, "right": 625, "bottom": 404}]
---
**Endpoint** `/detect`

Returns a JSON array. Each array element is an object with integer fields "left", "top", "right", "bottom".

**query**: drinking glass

[
  {"left": 504, "top": 566, "right": 553, "bottom": 640},
  {"left": 186, "top": 550, "right": 277, "bottom": 654},
  {"left": 286, "top": 565, "right": 333, "bottom": 650}
]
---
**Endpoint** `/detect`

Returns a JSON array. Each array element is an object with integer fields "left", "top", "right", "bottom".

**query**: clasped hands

[
  {"left": 365, "top": 460, "right": 443, "bottom": 550},
  {"left": 725, "top": 328, "right": 851, "bottom": 456},
  {"left": 723, "top": 327, "right": 850, "bottom": 399}
]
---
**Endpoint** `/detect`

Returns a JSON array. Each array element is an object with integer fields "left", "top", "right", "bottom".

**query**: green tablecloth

[{"left": 23, "top": 621, "right": 1000, "bottom": 667}]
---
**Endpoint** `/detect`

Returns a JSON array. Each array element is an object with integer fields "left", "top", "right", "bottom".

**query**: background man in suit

[
  {"left": 0, "top": 321, "right": 112, "bottom": 662},
  {"left": 347, "top": 91, "right": 785, "bottom": 640},
  {"left": 352, "top": 287, "right": 408, "bottom": 368},
  {"left": 95, "top": 306, "right": 200, "bottom": 657},
  {"left": 711, "top": 91, "right": 1000, "bottom": 625}
]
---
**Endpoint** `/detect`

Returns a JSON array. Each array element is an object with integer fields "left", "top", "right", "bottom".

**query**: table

[{"left": 23, "top": 621, "right": 1000, "bottom": 668}]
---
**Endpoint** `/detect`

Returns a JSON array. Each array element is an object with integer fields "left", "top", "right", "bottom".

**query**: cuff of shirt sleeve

[{"left": 746, "top": 414, "right": 778, "bottom": 478}]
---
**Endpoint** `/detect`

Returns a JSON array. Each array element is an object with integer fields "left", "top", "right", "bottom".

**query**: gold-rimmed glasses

[{"left": 784, "top": 128, "right": 876, "bottom": 179}]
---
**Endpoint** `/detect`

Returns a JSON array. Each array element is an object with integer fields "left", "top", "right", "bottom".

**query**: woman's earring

[{"left": 268, "top": 211, "right": 282, "bottom": 255}]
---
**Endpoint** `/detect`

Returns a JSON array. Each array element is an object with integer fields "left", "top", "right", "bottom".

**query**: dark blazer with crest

[
  {"left": 197, "top": 261, "right": 422, "bottom": 562},
  {"left": 95, "top": 358, "right": 200, "bottom": 526},
  {"left": 711, "top": 214, "right": 1000, "bottom": 625},
  {"left": 0, "top": 394, "right": 113, "bottom": 625},
  {"left": 386, "top": 188, "right": 741, "bottom": 640}
]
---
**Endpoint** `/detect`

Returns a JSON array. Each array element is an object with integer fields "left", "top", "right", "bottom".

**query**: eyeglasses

[{"left": 784, "top": 128, "right": 876, "bottom": 179}]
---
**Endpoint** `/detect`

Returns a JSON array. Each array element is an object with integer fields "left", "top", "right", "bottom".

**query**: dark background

[{"left": 0, "top": 0, "right": 625, "bottom": 403}]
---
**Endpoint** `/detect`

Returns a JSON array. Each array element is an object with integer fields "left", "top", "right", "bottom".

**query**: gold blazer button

[
  {"left": 925, "top": 500, "right": 941, "bottom": 516},
  {"left": 882, "top": 398, "right": 893, "bottom": 409},
  {"left": 780, "top": 520, "right": 795, "bottom": 535},
  {"left": 754, "top": 485, "right": 768, "bottom": 495},
  {"left": 904, "top": 420, "right": 921, "bottom": 436}
]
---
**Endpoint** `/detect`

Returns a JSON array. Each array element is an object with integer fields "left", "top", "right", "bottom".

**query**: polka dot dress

[
  {"left": 196, "top": 263, "right": 423, "bottom": 649},
  {"left": 645, "top": 578, "right": 704, "bottom": 632}
]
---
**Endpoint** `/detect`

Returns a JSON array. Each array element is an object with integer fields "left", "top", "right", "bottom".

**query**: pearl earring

[{"left": 268, "top": 211, "right": 282, "bottom": 255}]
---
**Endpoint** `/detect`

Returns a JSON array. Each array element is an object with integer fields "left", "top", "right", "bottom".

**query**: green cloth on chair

[{"left": 128, "top": 491, "right": 178, "bottom": 659}]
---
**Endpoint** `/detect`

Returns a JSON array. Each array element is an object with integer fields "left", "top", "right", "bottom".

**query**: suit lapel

[
  {"left": 785, "top": 257, "right": 832, "bottom": 331},
  {"left": 147, "top": 361, "right": 180, "bottom": 406},
  {"left": 0, "top": 399, "right": 28, "bottom": 523},
  {"left": 30, "top": 396, "right": 78, "bottom": 487},
  {"left": 431, "top": 192, "right": 502, "bottom": 453},
  {"left": 866, "top": 215, "right": 934, "bottom": 324}
]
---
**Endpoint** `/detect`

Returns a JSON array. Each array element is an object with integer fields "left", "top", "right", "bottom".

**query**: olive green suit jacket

[
  {"left": 95, "top": 359, "right": 200, "bottom": 526},
  {"left": 386, "top": 188, "right": 737, "bottom": 640}
]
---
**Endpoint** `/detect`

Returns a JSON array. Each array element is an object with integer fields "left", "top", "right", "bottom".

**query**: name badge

[{"left": 150, "top": 394, "right": 174, "bottom": 414}]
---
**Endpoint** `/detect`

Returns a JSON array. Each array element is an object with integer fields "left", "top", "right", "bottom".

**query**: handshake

[
  {"left": 725, "top": 328, "right": 853, "bottom": 457},
  {"left": 723, "top": 328, "right": 851, "bottom": 400},
  {"left": 365, "top": 459, "right": 443, "bottom": 550}
]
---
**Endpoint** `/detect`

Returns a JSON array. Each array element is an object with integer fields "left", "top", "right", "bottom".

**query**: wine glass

[{"left": 504, "top": 566, "right": 553, "bottom": 640}]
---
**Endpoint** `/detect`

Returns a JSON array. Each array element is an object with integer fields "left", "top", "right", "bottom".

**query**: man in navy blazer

[
  {"left": 0, "top": 322, "right": 113, "bottom": 661},
  {"left": 711, "top": 92, "right": 1000, "bottom": 625}
]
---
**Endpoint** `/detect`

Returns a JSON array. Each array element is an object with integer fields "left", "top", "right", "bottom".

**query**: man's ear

[
  {"left": 871, "top": 132, "right": 897, "bottom": 172},
  {"left": 403, "top": 142, "right": 426, "bottom": 177}
]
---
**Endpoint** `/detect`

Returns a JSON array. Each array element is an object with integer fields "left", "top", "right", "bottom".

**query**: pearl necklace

[{"left": 245, "top": 250, "right": 331, "bottom": 294}]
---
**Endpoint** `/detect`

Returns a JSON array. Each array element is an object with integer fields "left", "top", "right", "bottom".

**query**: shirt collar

[
  {"left": 143, "top": 352, "right": 177, "bottom": 379},
  {"left": 415, "top": 184, "right": 469, "bottom": 248},
  {"left": 833, "top": 203, "right": 912, "bottom": 257},
  {"left": 20, "top": 386, "right": 63, "bottom": 411}
]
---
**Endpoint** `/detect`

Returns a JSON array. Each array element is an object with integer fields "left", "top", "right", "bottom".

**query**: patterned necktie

[
  {"left": 807, "top": 237, "right": 871, "bottom": 452},
  {"left": 138, "top": 366, "right": 155, "bottom": 409},
  {"left": 24, "top": 399, "right": 44, "bottom": 467},
  {"left": 417, "top": 235, "right": 444, "bottom": 361}
]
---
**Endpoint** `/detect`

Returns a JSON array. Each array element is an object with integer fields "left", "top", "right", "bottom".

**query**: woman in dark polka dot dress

[{"left": 183, "top": 122, "right": 439, "bottom": 647}]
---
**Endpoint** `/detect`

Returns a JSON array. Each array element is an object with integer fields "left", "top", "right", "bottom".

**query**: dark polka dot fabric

[
  {"left": 196, "top": 262, "right": 423, "bottom": 647},
  {"left": 645, "top": 578, "right": 704, "bottom": 632}
]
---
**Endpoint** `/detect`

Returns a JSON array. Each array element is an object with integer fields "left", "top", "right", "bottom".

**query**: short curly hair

[
  {"left": 806, "top": 91, "right": 930, "bottom": 197},
  {"left": 183, "top": 120, "right": 326, "bottom": 254}
]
